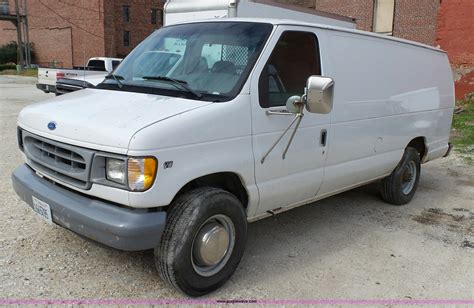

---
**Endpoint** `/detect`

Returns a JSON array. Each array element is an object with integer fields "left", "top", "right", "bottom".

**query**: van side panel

[{"left": 318, "top": 31, "right": 454, "bottom": 195}]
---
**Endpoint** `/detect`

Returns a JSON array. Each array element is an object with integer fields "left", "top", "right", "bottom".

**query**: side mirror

[{"left": 305, "top": 76, "right": 334, "bottom": 114}]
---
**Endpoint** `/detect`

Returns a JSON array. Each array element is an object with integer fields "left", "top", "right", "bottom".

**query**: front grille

[
  {"left": 22, "top": 130, "right": 95, "bottom": 189},
  {"left": 31, "top": 139, "right": 86, "bottom": 170}
]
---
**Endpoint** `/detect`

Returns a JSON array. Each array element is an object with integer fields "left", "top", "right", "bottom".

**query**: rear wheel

[
  {"left": 381, "top": 147, "right": 421, "bottom": 205},
  {"left": 156, "top": 187, "right": 247, "bottom": 296}
]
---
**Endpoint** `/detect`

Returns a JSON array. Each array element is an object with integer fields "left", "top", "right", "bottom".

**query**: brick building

[
  {"left": 278, "top": 0, "right": 441, "bottom": 46},
  {"left": 1, "top": 0, "right": 471, "bottom": 77},
  {"left": 436, "top": 0, "right": 474, "bottom": 66},
  {"left": 0, "top": 0, "right": 164, "bottom": 68},
  {"left": 436, "top": 0, "right": 474, "bottom": 99}
]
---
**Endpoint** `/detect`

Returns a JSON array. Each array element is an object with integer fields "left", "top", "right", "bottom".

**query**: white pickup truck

[
  {"left": 36, "top": 57, "right": 122, "bottom": 93},
  {"left": 12, "top": 19, "right": 454, "bottom": 296},
  {"left": 55, "top": 52, "right": 181, "bottom": 96}
]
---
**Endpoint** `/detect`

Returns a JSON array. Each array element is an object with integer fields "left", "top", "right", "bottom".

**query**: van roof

[{"left": 168, "top": 17, "right": 446, "bottom": 54}]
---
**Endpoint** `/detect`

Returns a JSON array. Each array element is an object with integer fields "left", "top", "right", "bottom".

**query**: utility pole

[
  {"left": 14, "top": 0, "right": 24, "bottom": 70},
  {"left": 0, "top": 0, "right": 29, "bottom": 68},
  {"left": 23, "top": 0, "right": 31, "bottom": 68}
]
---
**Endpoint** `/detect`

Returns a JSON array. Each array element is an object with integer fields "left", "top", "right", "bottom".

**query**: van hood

[{"left": 18, "top": 89, "right": 211, "bottom": 152}]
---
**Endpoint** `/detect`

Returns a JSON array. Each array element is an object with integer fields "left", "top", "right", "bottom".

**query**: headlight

[
  {"left": 106, "top": 158, "right": 126, "bottom": 184},
  {"left": 127, "top": 157, "right": 157, "bottom": 191}
]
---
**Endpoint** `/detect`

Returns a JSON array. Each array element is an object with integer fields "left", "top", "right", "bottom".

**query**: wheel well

[
  {"left": 171, "top": 172, "right": 249, "bottom": 209},
  {"left": 407, "top": 137, "right": 426, "bottom": 161}
]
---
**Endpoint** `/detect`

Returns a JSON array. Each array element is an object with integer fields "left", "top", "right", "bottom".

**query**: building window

[
  {"left": 373, "top": 0, "right": 395, "bottom": 35},
  {"left": 123, "top": 5, "right": 130, "bottom": 22},
  {"left": 123, "top": 31, "right": 130, "bottom": 46},
  {"left": 151, "top": 8, "right": 157, "bottom": 24}
]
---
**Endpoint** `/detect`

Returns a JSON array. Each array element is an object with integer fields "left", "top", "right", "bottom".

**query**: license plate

[{"left": 32, "top": 196, "right": 53, "bottom": 225}]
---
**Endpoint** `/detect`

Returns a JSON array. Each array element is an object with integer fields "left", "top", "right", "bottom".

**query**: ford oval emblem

[{"left": 47, "top": 121, "right": 57, "bottom": 130}]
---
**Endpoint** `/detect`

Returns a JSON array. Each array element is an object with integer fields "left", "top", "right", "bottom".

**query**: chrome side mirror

[{"left": 304, "top": 76, "right": 334, "bottom": 114}]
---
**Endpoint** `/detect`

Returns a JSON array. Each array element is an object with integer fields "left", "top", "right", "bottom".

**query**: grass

[
  {"left": 451, "top": 95, "right": 474, "bottom": 163},
  {"left": 0, "top": 68, "right": 38, "bottom": 77}
]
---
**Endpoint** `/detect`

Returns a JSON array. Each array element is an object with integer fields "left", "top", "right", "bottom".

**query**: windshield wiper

[
  {"left": 142, "top": 76, "right": 202, "bottom": 99},
  {"left": 105, "top": 73, "right": 124, "bottom": 88}
]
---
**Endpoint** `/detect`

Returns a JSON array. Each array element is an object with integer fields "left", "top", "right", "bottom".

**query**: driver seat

[{"left": 211, "top": 61, "right": 236, "bottom": 75}]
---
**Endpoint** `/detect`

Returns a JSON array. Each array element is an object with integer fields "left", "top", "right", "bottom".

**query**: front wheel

[
  {"left": 156, "top": 187, "right": 247, "bottom": 296},
  {"left": 380, "top": 147, "right": 421, "bottom": 205}
]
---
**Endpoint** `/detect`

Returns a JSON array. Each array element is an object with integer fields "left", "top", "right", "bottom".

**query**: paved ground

[{"left": 0, "top": 76, "right": 473, "bottom": 300}]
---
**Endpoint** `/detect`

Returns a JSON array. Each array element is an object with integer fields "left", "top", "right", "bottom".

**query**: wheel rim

[
  {"left": 401, "top": 160, "right": 417, "bottom": 195},
  {"left": 191, "top": 214, "right": 235, "bottom": 277}
]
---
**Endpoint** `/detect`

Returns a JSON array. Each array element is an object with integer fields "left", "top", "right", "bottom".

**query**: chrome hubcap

[
  {"left": 401, "top": 160, "right": 417, "bottom": 195},
  {"left": 191, "top": 214, "right": 235, "bottom": 277},
  {"left": 194, "top": 223, "right": 229, "bottom": 266}
]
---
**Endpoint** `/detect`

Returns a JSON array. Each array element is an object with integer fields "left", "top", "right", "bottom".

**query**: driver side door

[{"left": 250, "top": 27, "right": 330, "bottom": 216}]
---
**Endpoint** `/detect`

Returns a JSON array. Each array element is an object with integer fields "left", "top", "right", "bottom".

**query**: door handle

[
  {"left": 320, "top": 129, "right": 327, "bottom": 146},
  {"left": 266, "top": 108, "right": 293, "bottom": 116}
]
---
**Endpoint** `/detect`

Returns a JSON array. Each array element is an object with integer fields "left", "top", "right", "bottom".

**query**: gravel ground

[{"left": 0, "top": 76, "right": 473, "bottom": 300}]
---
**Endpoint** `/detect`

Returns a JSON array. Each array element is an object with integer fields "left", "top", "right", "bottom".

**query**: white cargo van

[{"left": 12, "top": 19, "right": 454, "bottom": 296}]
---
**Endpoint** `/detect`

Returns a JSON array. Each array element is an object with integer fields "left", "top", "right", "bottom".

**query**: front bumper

[
  {"left": 36, "top": 83, "right": 56, "bottom": 93},
  {"left": 11, "top": 164, "right": 166, "bottom": 251},
  {"left": 56, "top": 78, "right": 92, "bottom": 96}
]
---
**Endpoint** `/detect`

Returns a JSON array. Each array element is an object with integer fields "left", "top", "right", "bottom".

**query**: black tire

[
  {"left": 381, "top": 147, "right": 421, "bottom": 205},
  {"left": 156, "top": 187, "right": 247, "bottom": 296}
]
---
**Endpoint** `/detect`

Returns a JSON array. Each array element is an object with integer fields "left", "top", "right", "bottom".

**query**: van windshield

[{"left": 98, "top": 22, "right": 273, "bottom": 101}]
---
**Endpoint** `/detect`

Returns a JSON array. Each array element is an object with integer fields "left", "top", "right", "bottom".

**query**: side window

[
  {"left": 259, "top": 31, "right": 321, "bottom": 108},
  {"left": 112, "top": 60, "right": 121, "bottom": 70}
]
